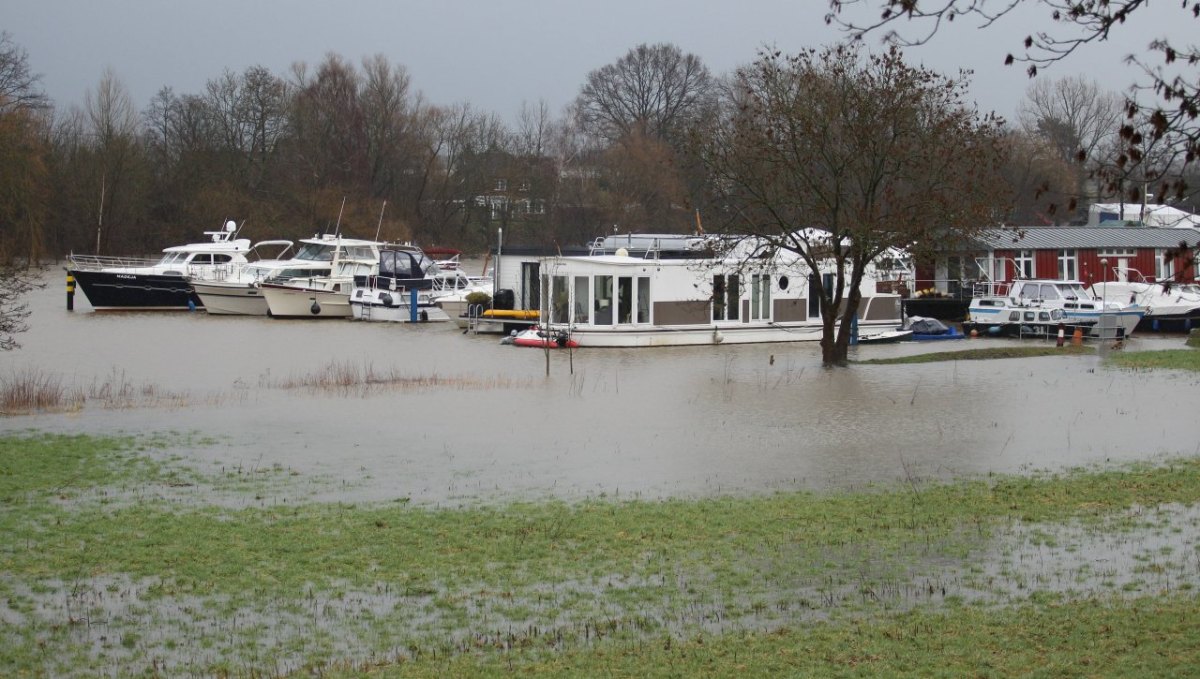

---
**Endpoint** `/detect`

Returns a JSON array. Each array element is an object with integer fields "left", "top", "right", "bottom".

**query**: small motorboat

[
  {"left": 906, "top": 316, "right": 965, "bottom": 341},
  {"left": 855, "top": 329, "right": 913, "bottom": 344},
  {"left": 510, "top": 326, "right": 579, "bottom": 349}
]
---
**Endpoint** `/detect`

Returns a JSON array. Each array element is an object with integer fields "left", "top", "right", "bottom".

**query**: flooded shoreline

[{"left": 4, "top": 268, "right": 1199, "bottom": 505}]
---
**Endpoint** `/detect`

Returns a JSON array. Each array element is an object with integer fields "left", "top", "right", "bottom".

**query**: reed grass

[
  {"left": 276, "top": 359, "right": 531, "bottom": 393},
  {"left": 0, "top": 366, "right": 75, "bottom": 413}
]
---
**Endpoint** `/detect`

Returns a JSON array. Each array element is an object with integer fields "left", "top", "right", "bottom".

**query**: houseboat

[{"left": 523, "top": 234, "right": 903, "bottom": 348}]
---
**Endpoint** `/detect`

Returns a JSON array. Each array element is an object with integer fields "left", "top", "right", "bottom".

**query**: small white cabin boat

[
  {"left": 967, "top": 277, "right": 1145, "bottom": 339},
  {"left": 1092, "top": 271, "right": 1200, "bottom": 331},
  {"left": 348, "top": 246, "right": 449, "bottom": 323},
  {"left": 259, "top": 236, "right": 385, "bottom": 318},
  {"left": 525, "top": 235, "right": 903, "bottom": 348}
]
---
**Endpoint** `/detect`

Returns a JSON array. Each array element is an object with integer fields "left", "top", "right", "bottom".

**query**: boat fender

[
  {"left": 310, "top": 300, "right": 321, "bottom": 315},
  {"left": 419, "top": 310, "right": 429, "bottom": 322},
  {"left": 187, "top": 299, "right": 196, "bottom": 312},
  {"left": 380, "top": 293, "right": 393, "bottom": 307}
]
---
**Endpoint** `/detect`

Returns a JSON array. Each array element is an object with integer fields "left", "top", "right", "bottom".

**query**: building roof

[{"left": 977, "top": 225, "right": 1200, "bottom": 251}]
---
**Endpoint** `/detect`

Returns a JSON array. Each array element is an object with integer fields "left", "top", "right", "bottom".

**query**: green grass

[
  {"left": 855, "top": 344, "right": 1093, "bottom": 365},
  {"left": 1107, "top": 348, "right": 1200, "bottom": 372},
  {"left": 2, "top": 432, "right": 1200, "bottom": 676}
]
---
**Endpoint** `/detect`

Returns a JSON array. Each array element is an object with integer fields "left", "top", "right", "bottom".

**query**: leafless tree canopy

[
  {"left": 827, "top": 0, "right": 1200, "bottom": 201},
  {"left": 699, "top": 45, "right": 1007, "bottom": 365},
  {"left": 575, "top": 43, "right": 715, "bottom": 146}
]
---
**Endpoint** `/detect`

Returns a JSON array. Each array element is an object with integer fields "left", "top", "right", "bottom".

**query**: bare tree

[
  {"left": 826, "top": 0, "right": 1200, "bottom": 201},
  {"left": 1017, "top": 75, "right": 1122, "bottom": 213},
  {"left": 360, "top": 54, "right": 417, "bottom": 205},
  {"left": 998, "top": 129, "right": 1077, "bottom": 224},
  {"left": 0, "top": 31, "right": 48, "bottom": 349},
  {"left": 84, "top": 67, "right": 144, "bottom": 252},
  {"left": 0, "top": 32, "right": 47, "bottom": 113},
  {"left": 699, "top": 45, "right": 1007, "bottom": 366},
  {"left": 575, "top": 43, "right": 715, "bottom": 146}
]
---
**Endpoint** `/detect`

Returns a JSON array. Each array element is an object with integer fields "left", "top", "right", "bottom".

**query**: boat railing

[
  {"left": 67, "top": 253, "right": 160, "bottom": 271},
  {"left": 883, "top": 278, "right": 977, "bottom": 300},
  {"left": 970, "top": 280, "right": 1012, "bottom": 298}
]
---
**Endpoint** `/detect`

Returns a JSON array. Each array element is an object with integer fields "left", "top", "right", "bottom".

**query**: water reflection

[{"left": 4, "top": 268, "right": 1197, "bottom": 504}]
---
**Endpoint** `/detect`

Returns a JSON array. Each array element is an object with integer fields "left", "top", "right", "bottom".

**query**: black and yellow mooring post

[{"left": 66, "top": 273, "right": 75, "bottom": 311}]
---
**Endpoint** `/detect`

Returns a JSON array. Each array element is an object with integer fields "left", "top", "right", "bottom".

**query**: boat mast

[{"left": 374, "top": 201, "right": 387, "bottom": 242}]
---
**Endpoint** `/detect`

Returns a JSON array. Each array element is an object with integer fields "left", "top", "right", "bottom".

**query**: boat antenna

[
  {"left": 95, "top": 171, "right": 105, "bottom": 254},
  {"left": 334, "top": 196, "right": 346, "bottom": 237},
  {"left": 374, "top": 200, "right": 387, "bottom": 242}
]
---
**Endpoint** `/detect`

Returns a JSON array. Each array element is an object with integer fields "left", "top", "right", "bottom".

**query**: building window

[
  {"left": 1057, "top": 249, "right": 1078, "bottom": 281},
  {"left": 1156, "top": 249, "right": 1176, "bottom": 281},
  {"left": 519, "top": 180, "right": 531, "bottom": 192},
  {"left": 494, "top": 178, "right": 507, "bottom": 191},
  {"left": 1013, "top": 250, "right": 1034, "bottom": 278}
]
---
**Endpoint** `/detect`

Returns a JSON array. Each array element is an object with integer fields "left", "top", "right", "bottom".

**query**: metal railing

[{"left": 66, "top": 253, "right": 160, "bottom": 271}]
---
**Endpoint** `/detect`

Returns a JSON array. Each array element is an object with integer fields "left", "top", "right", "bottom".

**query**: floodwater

[{"left": 3, "top": 266, "right": 1198, "bottom": 505}]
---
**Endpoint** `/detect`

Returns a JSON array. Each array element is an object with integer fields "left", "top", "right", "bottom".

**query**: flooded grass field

[{"left": 2, "top": 268, "right": 1199, "bottom": 675}]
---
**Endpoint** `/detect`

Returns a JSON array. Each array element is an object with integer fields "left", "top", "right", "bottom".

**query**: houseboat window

[
  {"left": 594, "top": 275, "right": 614, "bottom": 325},
  {"left": 1008, "top": 311, "right": 1020, "bottom": 321},
  {"left": 574, "top": 276, "right": 590, "bottom": 324},
  {"left": 1014, "top": 250, "right": 1034, "bottom": 278},
  {"left": 1057, "top": 249, "right": 1078, "bottom": 280},
  {"left": 540, "top": 274, "right": 549, "bottom": 318},
  {"left": 712, "top": 274, "right": 740, "bottom": 321},
  {"left": 637, "top": 277, "right": 650, "bottom": 323},
  {"left": 751, "top": 274, "right": 771, "bottom": 320},
  {"left": 1024, "top": 311, "right": 1035, "bottom": 321},
  {"left": 190, "top": 254, "right": 213, "bottom": 265},
  {"left": 213, "top": 254, "right": 234, "bottom": 263},
  {"left": 617, "top": 276, "right": 633, "bottom": 324},
  {"left": 713, "top": 276, "right": 725, "bottom": 320},
  {"left": 1156, "top": 249, "right": 1176, "bottom": 281},
  {"left": 551, "top": 275, "right": 569, "bottom": 323},
  {"left": 778, "top": 275, "right": 789, "bottom": 291},
  {"left": 1038, "top": 311, "right": 1050, "bottom": 321}
]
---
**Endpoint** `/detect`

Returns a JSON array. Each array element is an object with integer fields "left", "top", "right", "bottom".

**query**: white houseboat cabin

[{"left": 529, "top": 234, "right": 903, "bottom": 347}]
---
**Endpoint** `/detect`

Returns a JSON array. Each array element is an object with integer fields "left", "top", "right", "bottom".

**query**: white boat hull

[
  {"left": 261, "top": 284, "right": 352, "bottom": 318},
  {"left": 550, "top": 320, "right": 899, "bottom": 347},
  {"left": 191, "top": 281, "right": 269, "bottom": 316}
]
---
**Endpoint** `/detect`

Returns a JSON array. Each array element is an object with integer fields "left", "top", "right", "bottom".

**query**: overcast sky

[{"left": 4, "top": 1, "right": 1193, "bottom": 125}]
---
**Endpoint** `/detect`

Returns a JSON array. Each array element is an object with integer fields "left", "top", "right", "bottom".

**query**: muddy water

[{"left": 3, "top": 267, "right": 1198, "bottom": 504}]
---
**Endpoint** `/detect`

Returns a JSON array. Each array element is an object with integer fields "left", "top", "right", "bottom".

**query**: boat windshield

[
  {"left": 293, "top": 242, "right": 336, "bottom": 261},
  {"left": 270, "top": 267, "right": 331, "bottom": 281},
  {"left": 1060, "top": 283, "right": 1091, "bottom": 300},
  {"left": 343, "top": 245, "right": 377, "bottom": 261},
  {"left": 156, "top": 252, "right": 188, "bottom": 266}
]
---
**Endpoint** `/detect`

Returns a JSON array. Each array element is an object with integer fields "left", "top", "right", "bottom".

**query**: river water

[{"left": 3, "top": 267, "right": 1197, "bottom": 505}]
